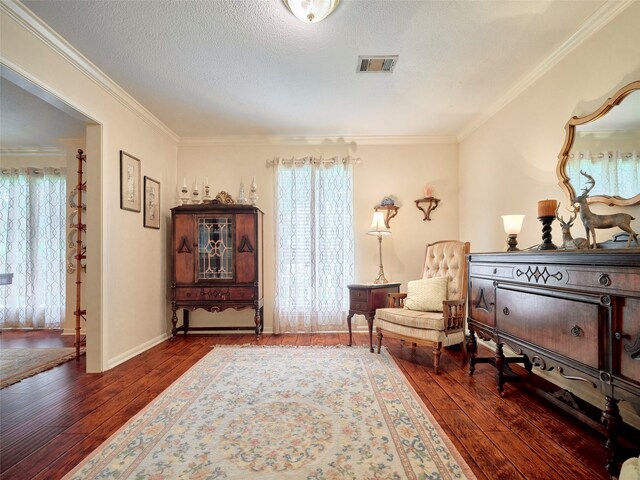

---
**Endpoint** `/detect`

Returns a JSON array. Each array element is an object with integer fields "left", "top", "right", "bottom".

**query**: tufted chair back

[{"left": 421, "top": 240, "right": 470, "bottom": 301}]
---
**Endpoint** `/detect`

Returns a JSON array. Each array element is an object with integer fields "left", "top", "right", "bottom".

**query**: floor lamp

[{"left": 367, "top": 211, "right": 391, "bottom": 284}]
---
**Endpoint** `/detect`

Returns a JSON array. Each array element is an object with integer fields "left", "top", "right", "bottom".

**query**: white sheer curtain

[
  {"left": 567, "top": 150, "right": 640, "bottom": 198},
  {"left": 0, "top": 167, "right": 66, "bottom": 328},
  {"left": 273, "top": 157, "right": 355, "bottom": 333}
]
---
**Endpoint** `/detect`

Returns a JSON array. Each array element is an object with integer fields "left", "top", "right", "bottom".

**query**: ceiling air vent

[{"left": 357, "top": 55, "right": 398, "bottom": 73}]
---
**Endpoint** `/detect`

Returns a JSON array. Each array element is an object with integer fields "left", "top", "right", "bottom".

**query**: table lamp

[{"left": 502, "top": 214, "right": 525, "bottom": 251}]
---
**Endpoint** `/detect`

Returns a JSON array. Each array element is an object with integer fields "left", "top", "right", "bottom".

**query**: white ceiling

[{"left": 9, "top": 0, "right": 615, "bottom": 140}]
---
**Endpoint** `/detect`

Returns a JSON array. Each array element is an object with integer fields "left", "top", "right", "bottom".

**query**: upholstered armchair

[{"left": 375, "top": 240, "right": 470, "bottom": 374}]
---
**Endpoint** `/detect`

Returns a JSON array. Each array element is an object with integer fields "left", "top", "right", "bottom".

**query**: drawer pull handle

[
  {"left": 502, "top": 307, "right": 510, "bottom": 316},
  {"left": 599, "top": 274, "right": 611, "bottom": 287},
  {"left": 493, "top": 268, "right": 497, "bottom": 274},
  {"left": 570, "top": 325, "right": 583, "bottom": 337}
]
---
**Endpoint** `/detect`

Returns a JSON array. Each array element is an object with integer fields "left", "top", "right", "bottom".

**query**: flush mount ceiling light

[{"left": 283, "top": 0, "right": 340, "bottom": 23}]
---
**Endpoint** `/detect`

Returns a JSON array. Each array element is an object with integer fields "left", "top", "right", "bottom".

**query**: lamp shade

[
  {"left": 367, "top": 211, "right": 391, "bottom": 236},
  {"left": 502, "top": 215, "right": 525, "bottom": 235},
  {"left": 283, "top": 0, "right": 340, "bottom": 23}
]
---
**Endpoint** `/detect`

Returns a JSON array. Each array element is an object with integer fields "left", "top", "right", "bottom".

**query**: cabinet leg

[
  {"left": 171, "top": 302, "right": 178, "bottom": 339},
  {"left": 495, "top": 343, "right": 506, "bottom": 397},
  {"left": 254, "top": 308, "right": 261, "bottom": 339},
  {"left": 259, "top": 307, "right": 264, "bottom": 333},
  {"left": 467, "top": 326, "right": 478, "bottom": 375},
  {"left": 602, "top": 396, "right": 622, "bottom": 479},
  {"left": 183, "top": 309, "right": 190, "bottom": 335},
  {"left": 346, "top": 313, "right": 354, "bottom": 347}
]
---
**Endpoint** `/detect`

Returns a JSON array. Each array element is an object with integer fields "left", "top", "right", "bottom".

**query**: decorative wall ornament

[
  {"left": 414, "top": 197, "right": 440, "bottom": 221},
  {"left": 374, "top": 197, "right": 399, "bottom": 229}
]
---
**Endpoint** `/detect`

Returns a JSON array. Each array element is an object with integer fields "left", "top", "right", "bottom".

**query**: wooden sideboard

[
  {"left": 171, "top": 203, "right": 264, "bottom": 338},
  {"left": 466, "top": 250, "right": 639, "bottom": 478}
]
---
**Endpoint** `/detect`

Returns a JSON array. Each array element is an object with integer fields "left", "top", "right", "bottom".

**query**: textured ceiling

[{"left": 16, "top": 0, "right": 608, "bottom": 138}]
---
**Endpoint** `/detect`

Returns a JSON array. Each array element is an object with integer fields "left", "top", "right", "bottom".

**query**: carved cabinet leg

[
  {"left": 171, "top": 302, "right": 178, "bottom": 339},
  {"left": 254, "top": 307, "right": 261, "bottom": 339},
  {"left": 467, "top": 326, "right": 478, "bottom": 375},
  {"left": 495, "top": 342, "right": 506, "bottom": 397},
  {"left": 601, "top": 396, "right": 622, "bottom": 478}
]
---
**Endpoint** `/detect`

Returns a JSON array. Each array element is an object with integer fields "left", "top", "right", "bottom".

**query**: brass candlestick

[{"left": 537, "top": 215, "right": 557, "bottom": 250}]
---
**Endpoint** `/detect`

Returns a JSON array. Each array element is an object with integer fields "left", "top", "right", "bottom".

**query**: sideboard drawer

[
  {"left": 565, "top": 267, "right": 640, "bottom": 295},
  {"left": 496, "top": 288, "right": 600, "bottom": 369},
  {"left": 175, "top": 287, "right": 255, "bottom": 302},
  {"left": 350, "top": 289, "right": 369, "bottom": 302}
]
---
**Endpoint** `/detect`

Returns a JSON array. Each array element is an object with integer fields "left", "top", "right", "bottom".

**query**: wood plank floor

[{"left": 0, "top": 330, "right": 612, "bottom": 479}]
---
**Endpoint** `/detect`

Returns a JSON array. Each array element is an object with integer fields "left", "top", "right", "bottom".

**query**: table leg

[
  {"left": 365, "top": 313, "right": 374, "bottom": 353},
  {"left": 346, "top": 311, "right": 354, "bottom": 346}
]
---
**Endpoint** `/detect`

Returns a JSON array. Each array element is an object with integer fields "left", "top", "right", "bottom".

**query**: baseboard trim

[
  {"left": 106, "top": 333, "right": 170, "bottom": 369},
  {"left": 61, "top": 328, "right": 86, "bottom": 336}
]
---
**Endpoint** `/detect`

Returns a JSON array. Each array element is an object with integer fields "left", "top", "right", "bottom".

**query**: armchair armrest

[
  {"left": 443, "top": 299, "right": 465, "bottom": 334},
  {"left": 387, "top": 293, "right": 407, "bottom": 308}
]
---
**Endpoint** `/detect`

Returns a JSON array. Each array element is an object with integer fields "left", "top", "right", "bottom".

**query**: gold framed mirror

[{"left": 557, "top": 80, "right": 640, "bottom": 207}]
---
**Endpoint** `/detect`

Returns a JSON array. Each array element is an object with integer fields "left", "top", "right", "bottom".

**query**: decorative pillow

[{"left": 404, "top": 276, "right": 448, "bottom": 312}]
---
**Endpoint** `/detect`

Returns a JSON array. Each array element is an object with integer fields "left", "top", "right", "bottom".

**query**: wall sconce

[
  {"left": 415, "top": 197, "right": 440, "bottom": 221},
  {"left": 282, "top": 0, "right": 340, "bottom": 23},
  {"left": 367, "top": 211, "right": 391, "bottom": 284},
  {"left": 502, "top": 215, "right": 525, "bottom": 251}
]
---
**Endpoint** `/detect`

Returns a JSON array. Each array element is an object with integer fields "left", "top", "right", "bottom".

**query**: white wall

[
  {"left": 1, "top": 7, "right": 178, "bottom": 370},
  {"left": 177, "top": 140, "right": 459, "bottom": 332},
  {"left": 459, "top": 3, "right": 640, "bottom": 252},
  {"left": 458, "top": 3, "right": 640, "bottom": 427}
]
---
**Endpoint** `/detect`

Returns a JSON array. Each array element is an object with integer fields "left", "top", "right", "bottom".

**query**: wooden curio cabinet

[{"left": 171, "top": 203, "right": 264, "bottom": 337}]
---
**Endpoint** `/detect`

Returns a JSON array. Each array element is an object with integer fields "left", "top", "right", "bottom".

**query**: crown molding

[
  {"left": 456, "top": 0, "right": 635, "bottom": 142},
  {"left": 0, "top": 146, "right": 66, "bottom": 156},
  {"left": 1, "top": 0, "right": 179, "bottom": 143},
  {"left": 179, "top": 134, "right": 457, "bottom": 147}
]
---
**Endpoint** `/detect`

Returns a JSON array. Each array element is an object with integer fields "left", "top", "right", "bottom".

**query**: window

[
  {"left": 273, "top": 157, "right": 355, "bottom": 333},
  {"left": 0, "top": 167, "right": 66, "bottom": 328}
]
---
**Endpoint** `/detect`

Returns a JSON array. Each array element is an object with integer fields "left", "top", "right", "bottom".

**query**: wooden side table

[{"left": 347, "top": 282, "right": 401, "bottom": 352}]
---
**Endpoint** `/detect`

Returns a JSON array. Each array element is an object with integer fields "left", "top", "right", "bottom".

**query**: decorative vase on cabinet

[{"left": 170, "top": 203, "right": 264, "bottom": 338}]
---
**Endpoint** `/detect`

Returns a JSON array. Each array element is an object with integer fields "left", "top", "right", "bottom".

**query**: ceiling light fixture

[{"left": 283, "top": 0, "right": 340, "bottom": 23}]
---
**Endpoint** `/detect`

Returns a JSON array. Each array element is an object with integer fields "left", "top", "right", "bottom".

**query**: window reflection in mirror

[{"left": 558, "top": 82, "right": 640, "bottom": 207}]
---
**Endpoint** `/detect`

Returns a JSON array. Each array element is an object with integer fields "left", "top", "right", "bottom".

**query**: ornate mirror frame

[{"left": 557, "top": 80, "right": 640, "bottom": 207}]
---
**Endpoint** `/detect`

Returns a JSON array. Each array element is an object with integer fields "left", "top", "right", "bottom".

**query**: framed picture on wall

[
  {"left": 120, "top": 151, "right": 141, "bottom": 212},
  {"left": 143, "top": 176, "right": 161, "bottom": 229}
]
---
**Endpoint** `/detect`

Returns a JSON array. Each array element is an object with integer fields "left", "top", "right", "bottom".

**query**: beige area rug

[
  {"left": 0, "top": 347, "right": 81, "bottom": 389},
  {"left": 65, "top": 346, "right": 476, "bottom": 479}
]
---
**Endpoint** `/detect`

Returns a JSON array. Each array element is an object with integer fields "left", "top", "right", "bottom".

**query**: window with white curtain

[
  {"left": 273, "top": 157, "right": 355, "bottom": 333},
  {"left": 567, "top": 150, "right": 640, "bottom": 198},
  {"left": 0, "top": 167, "right": 66, "bottom": 328}
]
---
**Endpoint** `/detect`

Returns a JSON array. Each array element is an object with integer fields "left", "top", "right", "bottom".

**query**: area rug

[
  {"left": 0, "top": 347, "right": 80, "bottom": 389},
  {"left": 64, "top": 346, "right": 476, "bottom": 479}
]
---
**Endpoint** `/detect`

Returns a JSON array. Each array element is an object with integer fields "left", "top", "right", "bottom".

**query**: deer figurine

[
  {"left": 555, "top": 203, "right": 588, "bottom": 249},
  {"left": 571, "top": 171, "right": 639, "bottom": 249}
]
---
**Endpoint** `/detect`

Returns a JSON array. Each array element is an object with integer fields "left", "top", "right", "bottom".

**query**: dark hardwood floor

[{"left": 0, "top": 330, "right": 611, "bottom": 479}]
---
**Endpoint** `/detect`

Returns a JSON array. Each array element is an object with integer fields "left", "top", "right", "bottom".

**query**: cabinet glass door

[{"left": 198, "top": 217, "right": 233, "bottom": 280}]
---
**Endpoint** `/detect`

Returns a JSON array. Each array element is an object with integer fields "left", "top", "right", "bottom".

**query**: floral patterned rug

[
  {"left": 0, "top": 347, "right": 80, "bottom": 389},
  {"left": 64, "top": 346, "right": 476, "bottom": 479}
]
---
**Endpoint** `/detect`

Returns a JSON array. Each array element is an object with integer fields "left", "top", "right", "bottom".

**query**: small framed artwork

[
  {"left": 120, "top": 151, "right": 141, "bottom": 212},
  {"left": 143, "top": 176, "right": 161, "bottom": 229}
]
